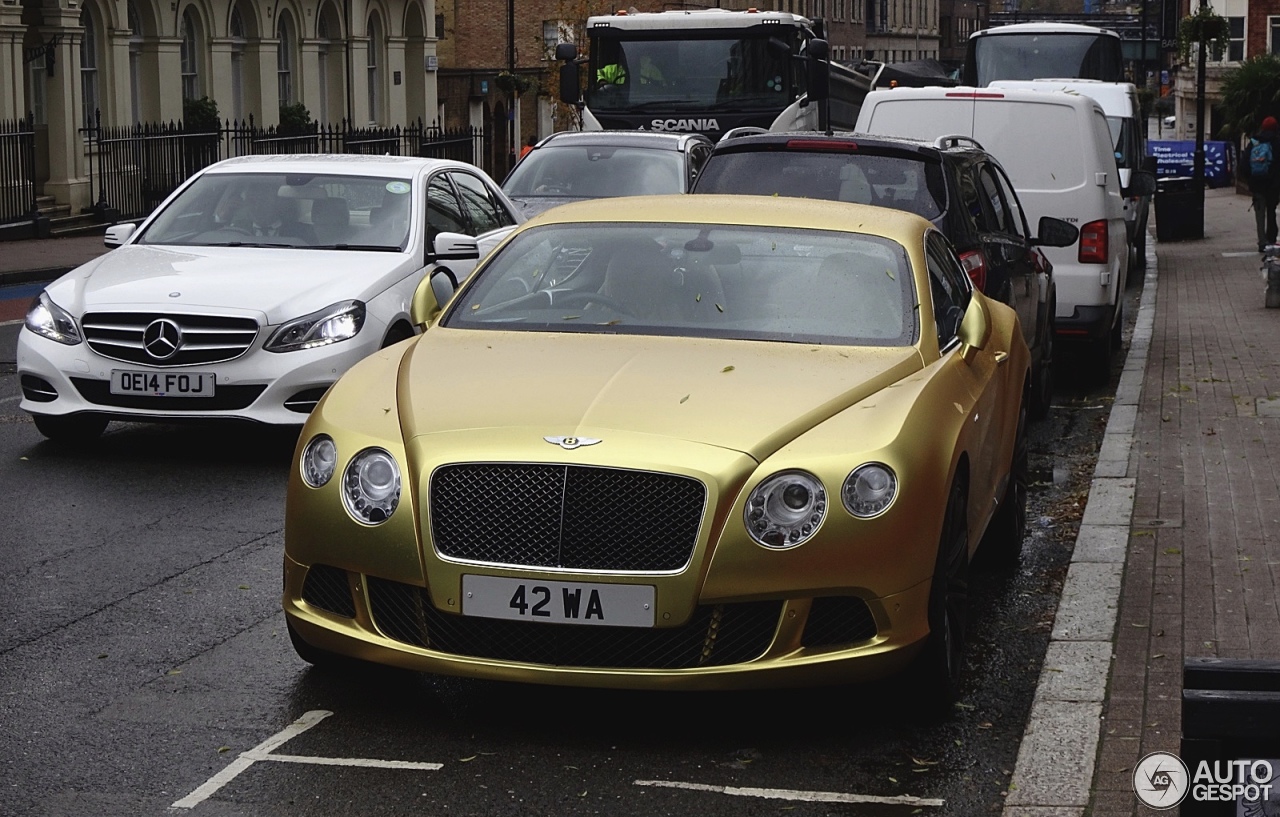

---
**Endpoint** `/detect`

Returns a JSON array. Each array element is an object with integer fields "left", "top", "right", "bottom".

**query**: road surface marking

[
  {"left": 170, "top": 709, "right": 440, "bottom": 810},
  {"left": 634, "top": 779, "right": 945, "bottom": 807}
]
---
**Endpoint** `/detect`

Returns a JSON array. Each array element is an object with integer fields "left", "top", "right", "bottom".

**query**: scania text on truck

[{"left": 556, "top": 8, "right": 880, "bottom": 140}]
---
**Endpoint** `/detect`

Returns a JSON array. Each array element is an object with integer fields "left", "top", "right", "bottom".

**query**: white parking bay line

[
  {"left": 170, "top": 709, "right": 441, "bottom": 810},
  {"left": 634, "top": 779, "right": 945, "bottom": 808},
  {"left": 247, "top": 752, "right": 442, "bottom": 770}
]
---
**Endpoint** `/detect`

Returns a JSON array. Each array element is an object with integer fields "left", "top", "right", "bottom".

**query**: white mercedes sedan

[{"left": 17, "top": 154, "right": 522, "bottom": 443}]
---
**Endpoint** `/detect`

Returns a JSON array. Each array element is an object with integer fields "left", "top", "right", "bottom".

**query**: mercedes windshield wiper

[{"left": 308, "top": 243, "right": 401, "bottom": 252}]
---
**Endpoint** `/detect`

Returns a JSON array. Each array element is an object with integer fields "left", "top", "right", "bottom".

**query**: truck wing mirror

[{"left": 806, "top": 38, "right": 830, "bottom": 104}]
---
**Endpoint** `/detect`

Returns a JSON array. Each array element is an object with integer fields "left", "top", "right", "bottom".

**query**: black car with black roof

[{"left": 692, "top": 129, "right": 1078, "bottom": 419}]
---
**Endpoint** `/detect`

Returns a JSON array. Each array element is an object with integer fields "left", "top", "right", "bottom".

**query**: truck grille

[
  {"left": 430, "top": 464, "right": 705, "bottom": 572},
  {"left": 82, "top": 311, "right": 259, "bottom": 367},
  {"left": 367, "top": 577, "right": 781, "bottom": 669}
]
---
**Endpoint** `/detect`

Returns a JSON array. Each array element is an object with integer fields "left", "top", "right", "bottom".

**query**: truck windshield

[
  {"left": 963, "top": 32, "right": 1124, "bottom": 87},
  {"left": 587, "top": 34, "right": 795, "bottom": 112}
]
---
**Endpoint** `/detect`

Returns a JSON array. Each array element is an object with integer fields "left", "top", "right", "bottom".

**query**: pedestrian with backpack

[{"left": 1244, "top": 115, "right": 1280, "bottom": 253}]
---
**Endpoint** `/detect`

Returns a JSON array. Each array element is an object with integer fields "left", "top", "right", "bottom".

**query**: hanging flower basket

[
  {"left": 1178, "top": 7, "right": 1232, "bottom": 63},
  {"left": 495, "top": 71, "right": 534, "bottom": 95}
]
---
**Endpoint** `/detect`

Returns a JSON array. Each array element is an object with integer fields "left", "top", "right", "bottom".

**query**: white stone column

[
  {"left": 104, "top": 25, "right": 131, "bottom": 125},
  {"left": 154, "top": 35, "right": 183, "bottom": 123},
  {"left": 40, "top": 9, "right": 90, "bottom": 213},
  {"left": 349, "top": 35, "right": 369, "bottom": 125},
  {"left": 252, "top": 38, "right": 279, "bottom": 126},
  {"left": 385, "top": 34, "right": 406, "bottom": 126},
  {"left": 0, "top": 4, "right": 26, "bottom": 120}
]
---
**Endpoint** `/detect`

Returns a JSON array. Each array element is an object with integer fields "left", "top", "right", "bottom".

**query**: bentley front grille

[
  {"left": 82, "top": 311, "right": 259, "bottom": 367},
  {"left": 430, "top": 464, "right": 705, "bottom": 572},
  {"left": 367, "top": 577, "right": 781, "bottom": 669}
]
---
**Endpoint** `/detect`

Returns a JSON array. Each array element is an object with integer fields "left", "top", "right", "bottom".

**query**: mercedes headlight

[
  {"left": 341, "top": 448, "right": 401, "bottom": 525},
  {"left": 300, "top": 434, "right": 337, "bottom": 488},
  {"left": 265, "top": 300, "right": 365, "bottom": 352},
  {"left": 842, "top": 463, "right": 898, "bottom": 518},
  {"left": 24, "top": 292, "right": 82, "bottom": 345},
  {"left": 744, "top": 470, "right": 827, "bottom": 548}
]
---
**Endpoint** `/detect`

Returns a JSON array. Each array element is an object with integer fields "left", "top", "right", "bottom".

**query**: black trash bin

[{"left": 1154, "top": 175, "right": 1205, "bottom": 241}]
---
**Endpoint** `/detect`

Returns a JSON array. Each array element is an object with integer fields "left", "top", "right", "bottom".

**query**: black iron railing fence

[
  {"left": 0, "top": 115, "right": 38, "bottom": 226},
  {"left": 79, "top": 113, "right": 486, "bottom": 221}
]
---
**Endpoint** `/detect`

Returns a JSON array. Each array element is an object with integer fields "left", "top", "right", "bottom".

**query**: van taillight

[
  {"left": 959, "top": 249, "right": 988, "bottom": 291},
  {"left": 1079, "top": 219, "right": 1108, "bottom": 264}
]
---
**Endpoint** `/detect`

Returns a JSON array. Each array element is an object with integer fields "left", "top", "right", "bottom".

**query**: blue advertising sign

[{"left": 1147, "top": 140, "right": 1234, "bottom": 186}]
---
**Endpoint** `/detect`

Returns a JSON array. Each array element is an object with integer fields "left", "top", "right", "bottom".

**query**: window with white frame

[
  {"left": 318, "top": 13, "right": 331, "bottom": 122},
  {"left": 230, "top": 6, "right": 245, "bottom": 120},
  {"left": 181, "top": 9, "right": 201, "bottom": 100},
  {"left": 278, "top": 11, "right": 296, "bottom": 106},
  {"left": 128, "top": 0, "right": 142, "bottom": 123},
  {"left": 1228, "top": 16, "right": 1244, "bottom": 61},
  {"left": 367, "top": 14, "right": 382, "bottom": 123},
  {"left": 1271, "top": 16, "right": 1280, "bottom": 54},
  {"left": 542, "top": 20, "right": 571, "bottom": 60},
  {"left": 80, "top": 5, "right": 101, "bottom": 129}
]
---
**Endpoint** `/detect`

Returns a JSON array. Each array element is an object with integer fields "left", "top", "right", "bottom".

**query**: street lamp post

[{"left": 507, "top": 0, "right": 516, "bottom": 174}]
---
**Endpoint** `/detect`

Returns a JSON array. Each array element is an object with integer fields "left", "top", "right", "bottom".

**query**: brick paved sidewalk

[{"left": 1089, "top": 188, "right": 1280, "bottom": 815}]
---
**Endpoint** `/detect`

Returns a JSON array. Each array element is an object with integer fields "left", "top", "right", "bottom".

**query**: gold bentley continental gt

[{"left": 283, "top": 194, "right": 1031, "bottom": 706}]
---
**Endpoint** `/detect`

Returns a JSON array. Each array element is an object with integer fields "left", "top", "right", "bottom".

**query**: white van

[
  {"left": 990, "top": 79, "right": 1152, "bottom": 275},
  {"left": 855, "top": 86, "right": 1150, "bottom": 377}
]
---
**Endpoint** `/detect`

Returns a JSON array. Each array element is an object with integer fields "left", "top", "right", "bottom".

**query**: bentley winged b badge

[{"left": 544, "top": 435, "right": 602, "bottom": 450}]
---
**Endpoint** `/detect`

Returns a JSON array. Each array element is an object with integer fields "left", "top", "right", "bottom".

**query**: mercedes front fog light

[
  {"left": 744, "top": 470, "right": 827, "bottom": 548},
  {"left": 342, "top": 447, "right": 401, "bottom": 525}
]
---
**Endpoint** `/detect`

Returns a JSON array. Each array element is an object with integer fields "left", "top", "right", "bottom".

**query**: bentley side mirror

[
  {"left": 957, "top": 296, "right": 992, "bottom": 364},
  {"left": 411, "top": 270, "right": 457, "bottom": 328}
]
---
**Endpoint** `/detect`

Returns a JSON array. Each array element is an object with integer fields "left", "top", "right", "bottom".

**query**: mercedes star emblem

[
  {"left": 143, "top": 318, "right": 183, "bottom": 360},
  {"left": 544, "top": 435, "right": 602, "bottom": 450}
]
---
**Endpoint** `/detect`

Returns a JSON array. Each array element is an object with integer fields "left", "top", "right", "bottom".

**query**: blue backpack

[{"left": 1250, "top": 138, "right": 1274, "bottom": 177}]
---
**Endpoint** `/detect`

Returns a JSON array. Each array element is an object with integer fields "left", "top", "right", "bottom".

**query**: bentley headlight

[
  {"left": 342, "top": 447, "right": 401, "bottom": 525},
  {"left": 265, "top": 300, "right": 366, "bottom": 352},
  {"left": 842, "top": 463, "right": 898, "bottom": 518},
  {"left": 744, "top": 471, "right": 827, "bottom": 548},
  {"left": 300, "top": 434, "right": 337, "bottom": 488},
  {"left": 24, "top": 292, "right": 82, "bottom": 345}
]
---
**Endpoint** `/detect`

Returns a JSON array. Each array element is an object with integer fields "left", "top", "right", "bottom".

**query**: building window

[
  {"left": 542, "top": 20, "right": 571, "bottom": 60},
  {"left": 1271, "top": 16, "right": 1280, "bottom": 55},
  {"left": 128, "top": 0, "right": 143, "bottom": 123},
  {"left": 1227, "top": 16, "right": 1244, "bottom": 62},
  {"left": 80, "top": 6, "right": 100, "bottom": 128},
  {"left": 181, "top": 9, "right": 201, "bottom": 100},
  {"left": 278, "top": 11, "right": 296, "bottom": 106},
  {"left": 367, "top": 14, "right": 382, "bottom": 123},
  {"left": 230, "top": 6, "right": 246, "bottom": 120}
]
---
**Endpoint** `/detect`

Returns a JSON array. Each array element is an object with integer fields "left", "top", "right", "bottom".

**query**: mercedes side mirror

[
  {"left": 1123, "top": 169, "right": 1157, "bottom": 199},
  {"left": 104, "top": 223, "right": 136, "bottom": 248}
]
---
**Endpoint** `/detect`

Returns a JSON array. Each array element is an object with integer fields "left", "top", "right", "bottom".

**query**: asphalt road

[{"left": 0, "top": 277, "right": 1139, "bottom": 817}]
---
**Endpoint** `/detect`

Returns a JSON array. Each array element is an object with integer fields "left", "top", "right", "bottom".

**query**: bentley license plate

[
  {"left": 110, "top": 370, "right": 216, "bottom": 397},
  {"left": 462, "top": 574, "right": 655, "bottom": 627}
]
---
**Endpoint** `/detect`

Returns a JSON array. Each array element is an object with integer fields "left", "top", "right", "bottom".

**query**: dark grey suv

[
  {"left": 692, "top": 130, "right": 1078, "bottom": 419},
  {"left": 502, "top": 131, "right": 713, "bottom": 219}
]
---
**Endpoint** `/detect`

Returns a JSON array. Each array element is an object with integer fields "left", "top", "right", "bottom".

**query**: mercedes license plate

[
  {"left": 462, "top": 574, "right": 655, "bottom": 627},
  {"left": 110, "top": 370, "right": 216, "bottom": 397}
]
